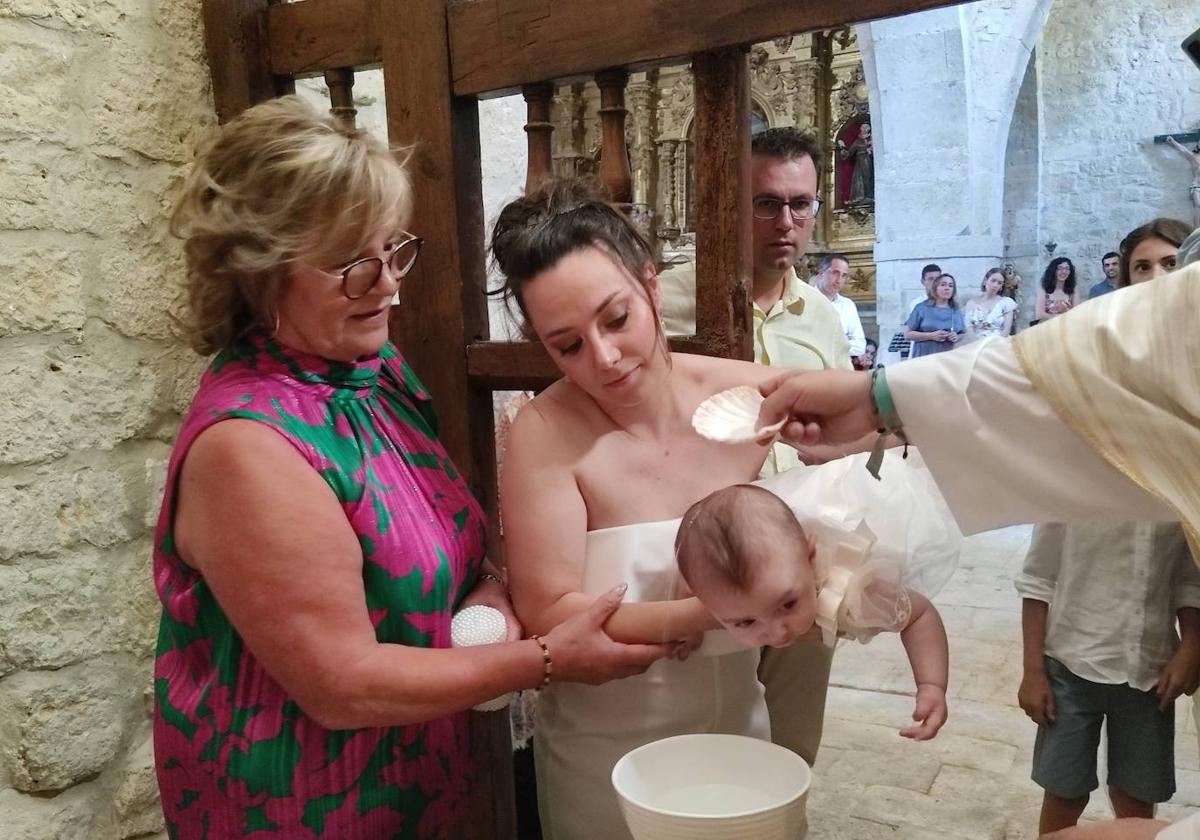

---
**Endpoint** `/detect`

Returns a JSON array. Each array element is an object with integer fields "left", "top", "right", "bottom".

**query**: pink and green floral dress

[{"left": 152, "top": 333, "right": 487, "bottom": 839}]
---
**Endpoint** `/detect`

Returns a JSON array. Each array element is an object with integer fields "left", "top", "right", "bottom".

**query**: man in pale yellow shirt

[
  {"left": 746, "top": 127, "right": 851, "bottom": 767},
  {"left": 659, "top": 130, "right": 851, "bottom": 765}
]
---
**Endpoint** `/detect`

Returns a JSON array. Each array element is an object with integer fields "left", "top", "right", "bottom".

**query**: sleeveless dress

[
  {"left": 533, "top": 520, "right": 770, "bottom": 840},
  {"left": 966, "top": 297, "right": 1016, "bottom": 339},
  {"left": 152, "top": 333, "right": 487, "bottom": 840}
]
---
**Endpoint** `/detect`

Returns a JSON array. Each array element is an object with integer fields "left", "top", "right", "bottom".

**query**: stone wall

[
  {"left": 1036, "top": 0, "right": 1200, "bottom": 293},
  {"left": 0, "top": 1, "right": 214, "bottom": 837}
]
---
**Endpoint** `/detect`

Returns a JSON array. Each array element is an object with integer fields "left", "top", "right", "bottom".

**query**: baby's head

[{"left": 675, "top": 484, "right": 817, "bottom": 648}]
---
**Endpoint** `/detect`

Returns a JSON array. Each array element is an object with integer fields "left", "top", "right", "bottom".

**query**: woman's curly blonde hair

[{"left": 171, "top": 95, "right": 412, "bottom": 355}]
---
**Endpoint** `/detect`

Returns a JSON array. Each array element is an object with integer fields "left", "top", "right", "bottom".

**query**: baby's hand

[{"left": 899, "top": 683, "right": 947, "bottom": 740}]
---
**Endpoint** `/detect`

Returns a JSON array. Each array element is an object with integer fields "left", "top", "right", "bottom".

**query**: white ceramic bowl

[{"left": 612, "top": 733, "right": 811, "bottom": 840}]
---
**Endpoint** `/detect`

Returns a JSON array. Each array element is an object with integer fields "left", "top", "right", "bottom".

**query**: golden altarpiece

[{"left": 545, "top": 29, "right": 879, "bottom": 332}]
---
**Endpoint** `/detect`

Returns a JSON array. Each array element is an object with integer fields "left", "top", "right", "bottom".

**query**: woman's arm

[
  {"left": 1001, "top": 309, "right": 1014, "bottom": 337},
  {"left": 896, "top": 591, "right": 948, "bottom": 740},
  {"left": 964, "top": 302, "right": 978, "bottom": 342},
  {"left": 1035, "top": 288, "right": 1049, "bottom": 322},
  {"left": 1071, "top": 289, "right": 1082, "bottom": 310},
  {"left": 903, "top": 306, "right": 926, "bottom": 342},
  {"left": 176, "top": 421, "right": 666, "bottom": 730},
  {"left": 501, "top": 402, "right": 718, "bottom": 644}
]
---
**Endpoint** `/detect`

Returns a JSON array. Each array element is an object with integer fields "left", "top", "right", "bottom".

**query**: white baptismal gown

[
  {"left": 533, "top": 449, "right": 960, "bottom": 840},
  {"left": 533, "top": 519, "right": 770, "bottom": 840}
]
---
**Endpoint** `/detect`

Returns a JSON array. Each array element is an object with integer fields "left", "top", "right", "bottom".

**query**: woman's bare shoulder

[
  {"left": 672, "top": 352, "right": 785, "bottom": 392},
  {"left": 507, "top": 379, "right": 596, "bottom": 458}
]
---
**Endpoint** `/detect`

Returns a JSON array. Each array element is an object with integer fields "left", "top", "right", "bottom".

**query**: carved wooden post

[
  {"left": 692, "top": 46, "right": 753, "bottom": 361},
  {"left": 201, "top": 0, "right": 294, "bottom": 123},
  {"left": 324, "top": 68, "right": 357, "bottom": 128},
  {"left": 522, "top": 82, "right": 555, "bottom": 193},
  {"left": 595, "top": 68, "right": 632, "bottom": 204}
]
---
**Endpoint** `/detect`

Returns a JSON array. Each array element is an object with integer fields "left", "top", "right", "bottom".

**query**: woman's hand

[
  {"left": 461, "top": 571, "right": 522, "bottom": 642},
  {"left": 756, "top": 369, "right": 875, "bottom": 449},
  {"left": 543, "top": 585, "right": 674, "bottom": 685}
]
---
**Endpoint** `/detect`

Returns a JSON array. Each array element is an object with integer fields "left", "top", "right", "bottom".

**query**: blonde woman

[
  {"left": 965, "top": 267, "right": 1017, "bottom": 340},
  {"left": 156, "top": 97, "right": 667, "bottom": 839}
]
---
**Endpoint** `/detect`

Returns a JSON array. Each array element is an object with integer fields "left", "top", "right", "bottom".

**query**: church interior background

[
  {"left": 2, "top": 0, "right": 1199, "bottom": 836},
  {"left": 301, "top": 0, "right": 1198, "bottom": 357}
]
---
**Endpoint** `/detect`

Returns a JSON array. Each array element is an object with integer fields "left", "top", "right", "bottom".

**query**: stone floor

[{"left": 806, "top": 525, "right": 1200, "bottom": 839}]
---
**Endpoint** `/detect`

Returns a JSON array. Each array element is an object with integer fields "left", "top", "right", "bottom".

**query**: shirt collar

[{"left": 755, "top": 267, "right": 807, "bottom": 317}]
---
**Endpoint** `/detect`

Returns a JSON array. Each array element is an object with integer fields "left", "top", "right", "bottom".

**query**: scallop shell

[{"left": 691, "top": 385, "right": 786, "bottom": 444}]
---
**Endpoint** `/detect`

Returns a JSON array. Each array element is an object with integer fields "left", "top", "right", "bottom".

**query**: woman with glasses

[
  {"left": 1036, "top": 257, "right": 1080, "bottom": 323},
  {"left": 155, "top": 96, "right": 669, "bottom": 840}
]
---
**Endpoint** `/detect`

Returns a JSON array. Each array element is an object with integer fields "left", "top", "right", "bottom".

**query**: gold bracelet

[
  {"left": 529, "top": 634, "right": 553, "bottom": 687},
  {"left": 479, "top": 572, "right": 505, "bottom": 587}
]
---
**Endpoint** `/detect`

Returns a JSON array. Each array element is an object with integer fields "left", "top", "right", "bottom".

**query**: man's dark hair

[
  {"left": 921, "top": 263, "right": 942, "bottom": 278},
  {"left": 818, "top": 252, "right": 849, "bottom": 274},
  {"left": 1102, "top": 251, "right": 1119, "bottom": 262},
  {"left": 751, "top": 128, "right": 823, "bottom": 183}
]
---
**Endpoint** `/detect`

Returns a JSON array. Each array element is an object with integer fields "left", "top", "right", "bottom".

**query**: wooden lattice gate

[{"left": 197, "top": 1, "right": 961, "bottom": 835}]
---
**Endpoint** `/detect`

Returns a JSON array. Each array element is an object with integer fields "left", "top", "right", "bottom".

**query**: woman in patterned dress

[{"left": 155, "top": 96, "right": 668, "bottom": 840}]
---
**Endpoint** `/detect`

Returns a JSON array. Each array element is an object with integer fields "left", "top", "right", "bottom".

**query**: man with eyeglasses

[{"left": 747, "top": 127, "right": 852, "bottom": 774}]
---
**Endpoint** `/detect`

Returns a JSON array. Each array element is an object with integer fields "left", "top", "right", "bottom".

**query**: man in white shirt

[
  {"left": 906, "top": 263, "right": 943, "bottom": 317},
  {"left": 813, "top": 252, "right": 867, "bottom": 360}
]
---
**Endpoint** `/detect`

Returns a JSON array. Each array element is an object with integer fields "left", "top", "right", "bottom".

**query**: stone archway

[{"left": 856, "top": 0, "right": 1055, "bottom": 339}]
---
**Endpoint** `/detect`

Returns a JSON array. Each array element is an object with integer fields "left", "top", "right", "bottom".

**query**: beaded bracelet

[{"left": 529, "top": 635, "right": 553, "bottom": 688}]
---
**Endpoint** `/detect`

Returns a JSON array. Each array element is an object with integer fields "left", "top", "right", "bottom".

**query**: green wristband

[{"left": 870, "top": 366, "right": 903, "bottom": 434}]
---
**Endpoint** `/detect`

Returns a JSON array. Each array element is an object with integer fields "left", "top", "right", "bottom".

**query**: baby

[{"left": 675, "top": 482, "right": 950, "bottom": 740}]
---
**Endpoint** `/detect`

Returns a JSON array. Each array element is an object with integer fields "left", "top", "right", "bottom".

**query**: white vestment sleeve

[{"left": 885, "top": 337, "right": 1173, "bottom": 535}]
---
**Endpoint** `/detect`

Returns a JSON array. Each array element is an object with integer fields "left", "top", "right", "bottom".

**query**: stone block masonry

[{"left": 0, "top": 0, "right": 215, "bottom": 837}]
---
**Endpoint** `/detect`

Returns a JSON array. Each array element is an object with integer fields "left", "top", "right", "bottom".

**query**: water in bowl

[{"left": 653, "top": 782, "right": 779, "bottom": 816}]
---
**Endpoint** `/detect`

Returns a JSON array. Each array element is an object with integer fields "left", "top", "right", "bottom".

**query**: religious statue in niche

[
  {"left": 1002, "top": 262, "right": 1024, "bottom": 333},
  {"left": 836, "top": 118, "right": 874, "bottom": 207}
]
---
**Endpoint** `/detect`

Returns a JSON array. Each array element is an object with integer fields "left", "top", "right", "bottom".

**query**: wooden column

[
  {"left": 323, "top": 68, "right": 357, "bottom": 128},
  {"left": 201, "top": 0, "right": 293, "bottom": 123},
  {"left": 594, "top": 68, "right": 632, "bottom": 204},
  {"left": 692, "top": 47, "right": 753, "bottom": 361},
  {"left": 378, "top": 2, "right": 513, "bottom": 834},
  {"left": 523, "top": 83, "right": 555, "bottom": 193}
]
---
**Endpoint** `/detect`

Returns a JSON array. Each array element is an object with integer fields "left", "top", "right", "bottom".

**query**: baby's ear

[{"left": 671, "top": 573, "right": 695, "bottom": 600}]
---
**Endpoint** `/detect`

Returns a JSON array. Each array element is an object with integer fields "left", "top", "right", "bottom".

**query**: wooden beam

[
  {"left": 267, "top": 0, "right": 381, "bottom": 77},
  {"left": 692, "top": 46, "right": 753, "bottom": 361},
  {"left": 468, "top": 341, "right": 560, "bottom": 390},
  {"left": 268, "top": 0, "right": 967, "bottom": 91},
  {"left": 448, "top": 0, "right": 966, "bottom": 96},
  {"left": 202, "top": 0, "right": 292, "bottom": 122}
]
